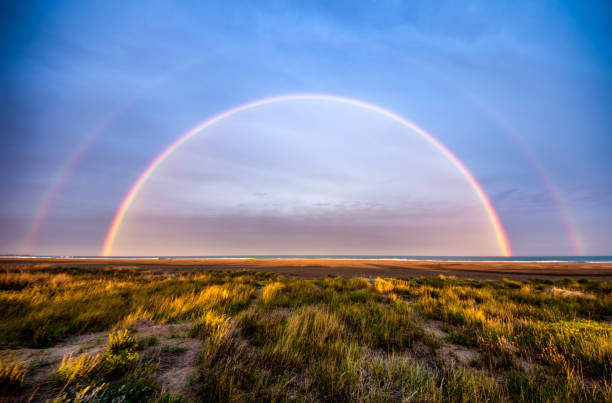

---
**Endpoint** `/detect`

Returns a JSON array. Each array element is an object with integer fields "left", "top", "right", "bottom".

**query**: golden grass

[
  {"left": 0, "top": 269, "right": 258, "bottom": 348},
  {"left": 0, "top": 360, "right": 27, "bottom": 393},
  {"left": 53, "top": 353, "right": 103, "bottom": 386},
  {"left": 1, "top": 266, "right": 611, "bottom": 401},
  {"left": 260, "top": 281, "right": 285, "bottom": 306}
]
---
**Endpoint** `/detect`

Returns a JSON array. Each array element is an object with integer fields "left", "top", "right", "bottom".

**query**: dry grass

[
  {"left": 0, "top": 360, "right": 27, "bottom": 393},
  {"left": 1, "top": 265, "right": 611, "bottom": 401}
]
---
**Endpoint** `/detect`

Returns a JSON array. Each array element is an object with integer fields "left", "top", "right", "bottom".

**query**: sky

[{"left": 0, "top": 0, "right": 610, "bottom": 256}]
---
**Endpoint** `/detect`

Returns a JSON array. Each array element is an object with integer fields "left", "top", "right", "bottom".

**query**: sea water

[{"left": 7, "top": 255, "right": 612, "bottom": 262}]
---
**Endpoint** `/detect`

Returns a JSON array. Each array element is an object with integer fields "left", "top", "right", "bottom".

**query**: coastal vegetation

[{"left": 0, "top": 264, "right": 610, "bottom": 401}]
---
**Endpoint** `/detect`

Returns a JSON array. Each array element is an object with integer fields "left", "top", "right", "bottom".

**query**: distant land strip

[{"left": 2, "top": 258, "right": 612, "bottom": 281}]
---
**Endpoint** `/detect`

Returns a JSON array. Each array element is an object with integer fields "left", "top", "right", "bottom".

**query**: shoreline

[{"left": 3, "top": 256, "right": 611, "bottom": 263}]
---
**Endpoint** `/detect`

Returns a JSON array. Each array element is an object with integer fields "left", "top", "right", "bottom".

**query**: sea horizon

[{"left": 4, "top": 255, "right": 612, "bottom": 263}]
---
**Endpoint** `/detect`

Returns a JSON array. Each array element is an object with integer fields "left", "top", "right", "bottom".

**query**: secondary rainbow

[
  {"left": 23, "top": 100, "right": 138, "bottom": 254},
  {"left": 101, "top": 94, "right": 512, "bottom": 256},
  {"left": 21, "top": 59, "right": 209, "bottom": 254},
  {"left": 389, "top": 55, "right": 583, "bottom": 254}
]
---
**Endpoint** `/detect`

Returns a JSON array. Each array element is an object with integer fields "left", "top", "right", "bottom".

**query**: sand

[{"left": 2, "top": 257, "right": 612, "bottom": 280}]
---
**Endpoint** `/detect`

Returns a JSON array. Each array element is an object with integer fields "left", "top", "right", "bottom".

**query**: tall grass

[
  {"left": 52, "top": 352, "right": 103, "bottom": 386},
  {"left": 0, "top": 361, "right": 27, "bottom": 393},
  {"left": 1, "top": 266, "right": 611, "bottom": 401},
  {"left": 0, "top": 268, "right": 258, "bottom": 347}
]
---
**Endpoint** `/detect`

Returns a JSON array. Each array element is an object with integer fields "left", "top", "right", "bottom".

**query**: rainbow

[
  {"left": 21, "top": 59, "right": 209, "bottom": 254},
  {"left": 403, "top": 58, "right": 584, "bottom": 254},
  {"left": 23, "top": 102, "right": 137, "bottom": 254},
  {"left": 101, "top": 94, "right": 512, "bottom": 256},
  {"left": 364, "top": 46, "right": 583, "bottom": 255}
]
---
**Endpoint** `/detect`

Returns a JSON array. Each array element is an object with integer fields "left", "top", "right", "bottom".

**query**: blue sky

[{"left": 0, "top": 0, "right": 610, "bottom": 255}]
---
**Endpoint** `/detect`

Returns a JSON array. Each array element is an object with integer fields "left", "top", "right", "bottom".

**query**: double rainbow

[{"left": 101, "top": 94, "right": 511, "bottom": 256}]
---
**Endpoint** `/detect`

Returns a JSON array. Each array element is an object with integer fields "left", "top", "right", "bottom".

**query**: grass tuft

[{"left": 0, "top": 361, "right": 27, "bottom": 393}]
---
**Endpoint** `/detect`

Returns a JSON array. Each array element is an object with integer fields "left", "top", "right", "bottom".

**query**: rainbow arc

[{"left": 101, "top": 94, "right": 512, "bottom": 257}]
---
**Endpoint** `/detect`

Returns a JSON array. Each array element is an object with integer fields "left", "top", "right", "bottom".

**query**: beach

[{"left": 2, "top": 257, "right": 612, "bottom": 280}]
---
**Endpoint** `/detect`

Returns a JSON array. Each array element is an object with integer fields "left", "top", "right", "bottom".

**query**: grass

[
  {"left": 52, "top": 329, "right": 140, "bottom": 386},
  {"left": 162, "top": 344, "right": 188, "bottom": 354},
  {"left": 0, "top": 267, "right": 262, "bottom": 348},
  {"left": 0, "top": 265, "right": 611, "bottom": 401},
  {"left": 50, "top": 328, "right": 185, "bottom": 401},
  {"left": 0, "top": 360, "right": 27, "bottom": 393}
]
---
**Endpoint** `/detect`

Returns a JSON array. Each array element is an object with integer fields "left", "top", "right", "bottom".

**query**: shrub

[
  {"left": 108, "top": 329, "right": 139, "bottom": 354},
  {"left": 104, "top": 329, "right": 140, "bottom": 375},
  {"left": 374, "top": 278, "right": 394, "bottom": 293}
]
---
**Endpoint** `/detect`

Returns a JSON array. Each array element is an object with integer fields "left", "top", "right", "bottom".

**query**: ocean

[{"left": 6, "top": 255, "right": 612, "bottom": 262}]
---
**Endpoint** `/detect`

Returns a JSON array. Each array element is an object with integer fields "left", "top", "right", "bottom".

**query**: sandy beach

[{"left": 2, "top": 257, "right": 612, "bottom": 280}]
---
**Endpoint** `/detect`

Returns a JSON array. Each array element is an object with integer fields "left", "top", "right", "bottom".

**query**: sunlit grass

[
  {"left": 0, "top": 268, "right": 258, "bottom": 348},
  {"left": 52, "top": 352, "right": 103, "bottom": 386},
  {"left": 0, "top": 360, "right": 27, "bottom": 393},
  {"left": 1, "top": 265, "right": 611, "bottom": 401}
]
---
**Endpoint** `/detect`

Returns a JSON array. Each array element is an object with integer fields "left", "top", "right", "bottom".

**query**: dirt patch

[
  {"left": 251, "top": 287, "right": 263, "bottom": 308},
  {"left": 516, "top": 357, "right": 537, "bottom": 373},
  {"left": 545, "top": 288, "right": 594, "bottom": 298},
  {"left": 420, "top": 320, "right": 478, "bottom": 367},
  {"left": 136, "top": 322, "right": 193, "bottom": 340},
  {"left": 155, "top": 338, "right": 201, "bottom": 396},
  {"left": 129, "top": 322, "right": 201, "bottom": 396},
  {"left": 437, "top": 344, "right": 479, "bottom": 366},
  {"left": 422, "top": 320, "right": 447, "bottom": 339},
  {"left": 419, "top": 319, "right": 478, "bottom": 367}
]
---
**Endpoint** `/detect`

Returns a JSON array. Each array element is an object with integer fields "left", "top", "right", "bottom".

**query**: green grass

[
  {"left": 0, "top": 267, "right": 261, "bottom": 348},
  {"left": 162, "top": 344, "right": 188, "bottom": 354},
  {"left": 1, "top": 265, "right": 611, "bottom": 401}
]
